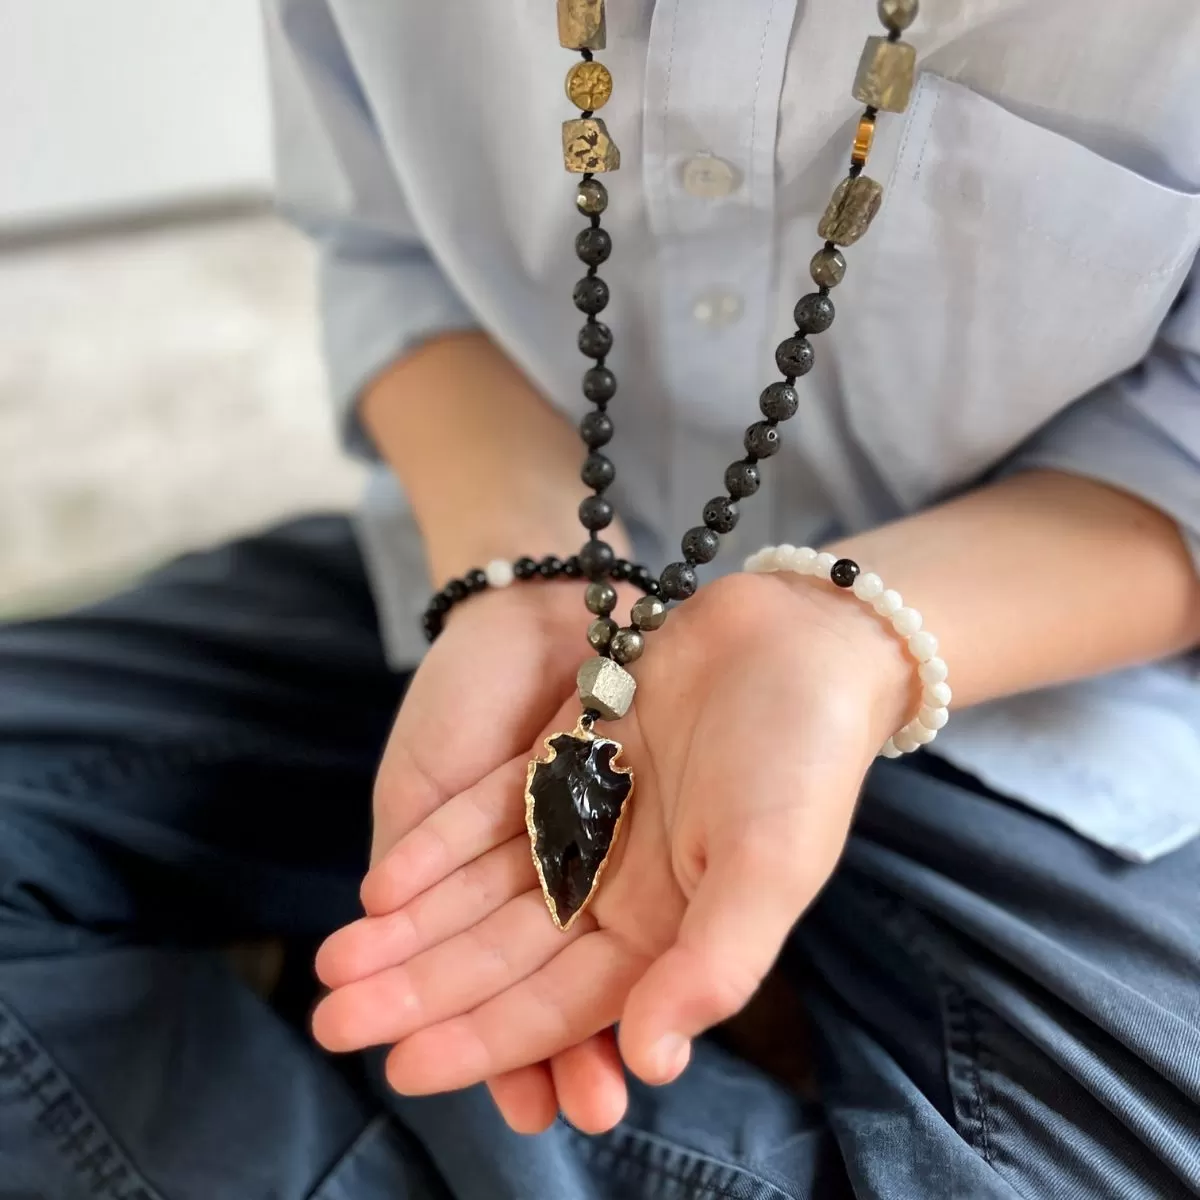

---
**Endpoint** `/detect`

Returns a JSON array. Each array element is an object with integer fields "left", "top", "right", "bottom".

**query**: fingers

[
  {"left": 316, "top": 835, "right": 536, "bottom": 989},
  {"left": 550, "top": 1030, "right": 628, "bottom": 1134},
  {"left": 312, "top": 889, "right": 590, "bottom": 1053},
  {"left": 385, "top": 930, "right": 648, "bottom": 1094},
  {"left": 361, "top": 757, "right": 528, "bottom": 917},
  {"left": 488, "top": 1065, "right": 559, "bottom": 1135}
]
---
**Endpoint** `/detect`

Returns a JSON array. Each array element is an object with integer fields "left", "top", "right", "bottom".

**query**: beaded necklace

[{"left": 519, "top": 0, "right": 923, "bottom": 931}]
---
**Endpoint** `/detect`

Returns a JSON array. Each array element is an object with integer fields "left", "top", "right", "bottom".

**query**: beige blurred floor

[{"left": 0, "top": 211, "right": 364, "bottom": 616}]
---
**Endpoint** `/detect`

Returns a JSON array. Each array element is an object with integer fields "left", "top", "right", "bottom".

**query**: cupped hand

[{"left": 315, "top": 571, "right": 913, "bottom": 1132}]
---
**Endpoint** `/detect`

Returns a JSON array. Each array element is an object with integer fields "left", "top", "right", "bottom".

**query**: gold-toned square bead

[
  {"left": 563, "top": 118, "right": 621, "bottom": 173},
  {"left": 852, "top": 37, "right": 916, "bottom": 113},
  {"left": 578, "top": 657, "right": 636, "bottom": 721},
  {"left": 558, "top": 0, "right": 606, "bottom": 51},
  {"left": 818, "top": 175, "right": 885, "bottom": 246}
]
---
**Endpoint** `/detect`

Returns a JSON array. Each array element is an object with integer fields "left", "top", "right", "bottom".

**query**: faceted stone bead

[
  {"left": 514, "top": 556, "right": 538, "bottom": 580},
  {"left": 580, "top": 410, "right": 613, "bottom": 447},
  {"left": 586, "top": 580, "right": 617, "bottom": 615},
  {"left": 831, "top": 558, "right": 861, "bottom": 589},
  {"left": 630, "top": 565, "right": 655, "bottom": 592},
  {"left": 609, "top": 558, "right": 632, "bottom": 581},
  {"left": 877, "top": 0, "right": 919, "bottom": 32},
  {"left": 725, "top": 460, "right": 761, "bottom": 499},
  {"left": 465, "top": 568, "right": 488, "bottom": 592},
  {"left": 775, "top": 336, "right": 815, "bottom": 378},
  {"left": 759, "top": 382, "right": 799, "bottom": 422},
  {"left": 565, "top": 60, "right": 613, "bottom": 111},
  {"left": 610, "top": 628, "right": 645, "bottom": 665},
  {"left": 794, "top": 293, "right": 836, "bottom": 335},
  {"left": 703, "top": 495, "right": 740, "bottom": 534},
  {"left": 563, "top": 118, "right": 621, "bottom": 173},
  {"left": 660, "top": 562, "right": 698, "bottom": 601},
  {"left": 557, "top": 0, "right": 607, "bottom": 50},
  {"left": 852, "top": 36, "right": 917, "bottom": 113},
  {"left": 682, "top": 526, "right": 720, "bottom": 565},
  {"left": 818, "top": 176, "right": 884, "bottom": 247},
  {"left": 576, "top": 227, "right": 613, "bottom": 265},
  {"left": 631, "top": 595, "right": 668, "bottom": 631},
  {"left": 587, "top": 616, "right": 618, "bottom": 651},
  {"left": 582, "top": 365, "right": 616, "bottom": 402},
  {"left": 574, "top": 277, "right": 610, "bottom": 314},
  {"left": 581, "top": 453, "right": 615, "bottom": 489},
  {"left": 579, "top": 538, "right": 615, "bottom": 579},
  {"left": 576, "top": 178, "right": 609, "bottom": 216},
  {"left": 810, "top": 247, "right": 847, "bottom": 288},
  {"left": 744, "top": 422, "right": 781, "bottom": 459},
  {"left": 579, "top": 495, "right": 614, "bottom": 531},
  {"left": 430, "top": 593, "right": 450, "bottom": 615},
  {"left": 563, "top": 556, "right": 583, "bottom": 578},
  {"left": 539, "top": 555, "right": 564, "bottom": 579},
  {"left": 445, "top": 580, "right": 468, "bottom": 601},
  {"left": 577, "top": 655, "right": 637, "bottom": 720},
  {"left": 578, "top": 322, "right": 613, "bottom": 359}
]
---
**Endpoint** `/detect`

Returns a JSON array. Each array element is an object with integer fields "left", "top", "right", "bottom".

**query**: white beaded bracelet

[{"left": 743, "top": 545, "right": 951, "bottom": 759}]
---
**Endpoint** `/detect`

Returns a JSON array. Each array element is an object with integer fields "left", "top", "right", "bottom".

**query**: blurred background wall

[{"left": 0, "top": 0, "right": 362, "bottom": 616}]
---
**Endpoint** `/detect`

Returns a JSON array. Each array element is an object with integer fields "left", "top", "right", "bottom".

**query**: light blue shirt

[{"left": 262, "top": 0, "right": 1200, "bottom": 863}]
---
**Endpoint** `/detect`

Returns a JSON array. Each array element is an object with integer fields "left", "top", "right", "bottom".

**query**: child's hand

[{"left": 314, "top": 571, "right": 913, "bottom": 1132}]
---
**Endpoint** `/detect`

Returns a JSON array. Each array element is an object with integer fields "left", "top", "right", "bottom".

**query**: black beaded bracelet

[{"left": 422, "top": 554, "right": 660, "bottom": 643}]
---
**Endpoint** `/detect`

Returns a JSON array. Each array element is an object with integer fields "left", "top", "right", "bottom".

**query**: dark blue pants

[{"left": 0, "top": 517, "right": 1197, "bottom": 1199}]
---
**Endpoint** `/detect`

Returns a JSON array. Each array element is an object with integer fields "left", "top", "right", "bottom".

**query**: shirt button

[
  {"left": 681, "top": 153, "right": 742, "bottom": 199},
  {"left": 692, "top": 289, "right": 744, "bottom": 329}
]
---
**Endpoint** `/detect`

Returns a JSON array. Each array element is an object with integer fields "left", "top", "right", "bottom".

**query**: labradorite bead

[
  {"left": 579, "top": 495, "right": 614, "bottom": 531},
  {"left": 818, "top": 176, "right": 884, "bottom": 247},
  {"left": 610, "top": 628, "right": 645, "bottom": 665},
  {"left": 831, "top": 558, "right": 861, "bottom": 589},
  {"left": 744, "top": 422, "right": 781, "bottom": 459},
  {"left": 578, "top": 322, "right": 613, "bottom": 359},
  {"left": 877, "top": 0, "right": 919, "bottom": 33},
  {"left": 576, "top": 178, "right": 609, "bottom": 215},
  {"left": 703, "top": 495, "right": 740, "bottom": 534},
  {"left": 775, "top": 336, "right": 815, "bottom": 378},
  {"left": 660, "top": 562, "right": 698, "bottom": 601},
  {"left": 631, "top": 595, "right": 668, "bottom": 631},
  {"left": 810, "top": 247, "right": 847, "bottom": 288},
  {"left": 586, "top": 581, "right": 618, "bottom": 616},
  {"left": 580, "top": 410, "right": 613, "bottom": 447},
  {"left": 574, "top": 277, "right": 610, "bottom": 315},
  {"left": 576, "top": 227, "right": 612, "bottom": 265},
  {"left": 759, "top": 382, "right": 799, "bottom": 422},
  {"left": 578, "top": 539, "right": 615, "bottom": 579},
  {"left": 581, "top": 453, "right": 615, "bottom": 489},
  {"left": 682, "top": 526, "right": 720, "bottom": 565},
  {"left": 794, "top": 293, "right": 836, "bottom": 334},
  {"left": 724, "top": 460, "right": 761, "bottom": 499},
  {"left": 582, "top": 366, "right": 616, "bottom": 402},
  {"left": 587, "top": 617, "right": 618, "bottom": 651}
]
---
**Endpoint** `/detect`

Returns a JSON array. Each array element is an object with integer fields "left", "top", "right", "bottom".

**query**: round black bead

[
  {"left": 759, "top": 382, "right": 799, "bottom": 422},
  {"left": 581, "top": 453, "right": 615, "bottom": 490},
  {"left": 610, "top": 558, "right": 633, "bottom": 582},
  {"left": 580, "top": 410, "right": 613, "bottom": 448},
  {"left": 578, "top": 539, "right": 615, "bottom": 580},
  {"left": 465, "top": 568, "right": 488, "bottom": 593},
  {"left": 744, "top": 421, "right": 781, "bottom": 459},
  {"left": 538, "top": 555, "right": 564, "bottom": 579},
  {"left": 573, "top": 276, "right": 610, "bottom": 315},
  {"left": 445, "top": 579, "right": 468, "bottom": 602},
  {"left": 794, "top": 293, "right": 836, "bottom": 334},
  {"left": 647, "top": 579, "right": 664, "bottom": 598},
  {"left": 725, "top": 460, "right": 761, "bottom": 499},
  {"left": 513, "top": 556, "right": 538, "bottom": 580},
  {"left": 579, "top": 495, "right": 614, "bottom": 531},
  {"left": 775, "top": 336, "right": 815, "bottom": 378},
  {"left": 582, "top": 366, "right": 617, "bottom": 403},
  {"left": 660, "top": 562, "right": 698, "bottom": 601},
  {"left": 575, "top": 227, "right": 612, "bottom": 266},
  {"left": 630, "top": 565, "right": 654, "bottom": 592},
  {"left": 682, "top": 526, "right": 720, "bottom": 565},
  {"left": 703, "top": 495, "right": 740, "bottom": 534},
  {"left": 563, "top": 556, "right": 583, "bottom": 578},
  {"left": 830, "top": 558, "right": 861, "bottom": 589},
  {"left": 430, "top": 593, "right": 450, "bottom": 615},
  {"left": 578, "top": 322, "right": 613, "bottom": 359}
]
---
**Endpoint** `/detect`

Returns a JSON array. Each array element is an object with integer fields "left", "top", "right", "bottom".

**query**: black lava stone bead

[
  {"left": 774, "top": 336, "right": 815, "bottom": 378},
  {"left": 578, "top": 539, "right": 615, "bottom": 580},
  {"left": 578, "top": 322, "right": 613, "bottom": 359},
  {"left": 513, "top": 556, "right": 538, "bottom": 580},
  {"left": 610, "top": 558, "right": 632, "bottom": 581},
  {"left": 744, "top": 421, "right": 781, "bottom": 459},
  {"left": 703, "top": 495, "right": 740, "bottom": 534},
  {"left": 563, "top": 556, "right": 583, "bottom": 578},
  {"left": 575, "top": 227, "right": 612, "bottom": 266},
  {"left": 579, "top": 495, "right": 614, "bottom": 530},
  {"left": 582, "top": 366, "right": 617, "bottom": 402},
  {"left": 759, "top": 382, "right": 799, "bottom": 422},
  {"left": 445, "top": 580, "right": 468, "bottom": 602},
  {"left": 794, "top": 293, "right": 836, "bottom": 334},
  {"left": 538, "top": 555, "right": 564, "bottom": 579},
  {"left": 580, "top": 410, "right": 614, "bottom": 447},
  {"left": 682, "top": 526, "right": 720, "bottom": 564},
  {"left": 465, "top": 568, "right": 488, "bottom": 593},
  {"left": 573, "top": 277, "right": 610, "bottom": 315},
  {"left": 581, "top": 453, "right": 615, "bottom": 490},
  {"left": 830, "top": 558, "right": 861, "bottom": 589},
  {"left": 724, "top": 460, "right": 761, "bottom": 499},
  {"left": 660, "top": 562, "right": 698, "bottom": 601}
]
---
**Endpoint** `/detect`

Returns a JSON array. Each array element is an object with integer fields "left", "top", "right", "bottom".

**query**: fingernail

[{"left": 651, "top": 1033, "right": 690, "bottom": 1081}]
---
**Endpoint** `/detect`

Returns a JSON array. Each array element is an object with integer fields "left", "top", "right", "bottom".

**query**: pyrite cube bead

[
  {"left": 563, "top": 118, "right": 621, "bottom": 173},
  {"left": 852, "top": 37, "right": 917, "bottom": 113},
  {"left": 558, "top": 0, "right": 607, "bottom": 50},
  {"left": 818, "top": 176, "right": 884, "bottom": 247},
  {"left": 578, "top": 655, "right": 636, "bottom": 721}
]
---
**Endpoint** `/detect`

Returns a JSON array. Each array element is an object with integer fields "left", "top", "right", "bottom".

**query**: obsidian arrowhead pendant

[{"left": 525, "top": 727, "right": 633, "bottom": 931}]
